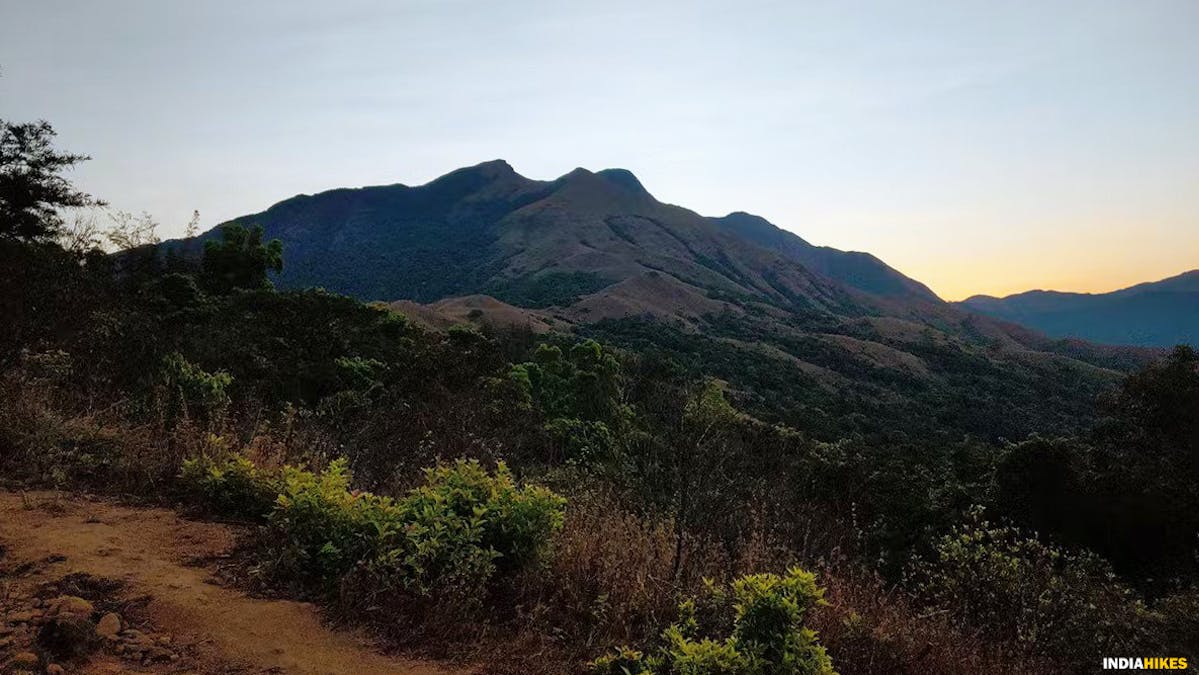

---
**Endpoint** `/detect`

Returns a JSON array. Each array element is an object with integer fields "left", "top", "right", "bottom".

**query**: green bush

[
  {"left": 267, "top": 458, "right": 404, "bottom": 587},
  {"left": 913, "top": 508, "right": 1147, "bottom": 664},
  {"left": 159, "top": 352, "right": 232, "bottom": 423},
  {"left": 592, "top": 567, "right": 836, "bottom": 675},
  {"left": 179, "top": 449, "right": 281, "bottom": 520},
  {"left": 264, "top": 457, "right": 566, "bottom": 602},
  {"left": 729, "top": 570, "right": 833, "bottom": 673},
  {"left": 404, "top": 459, "right": 566, "bottom": 573}
]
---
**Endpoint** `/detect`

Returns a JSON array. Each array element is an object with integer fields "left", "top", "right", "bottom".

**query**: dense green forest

[{"left": 2, "top": 118, "right": 1197, "bottom": 674}]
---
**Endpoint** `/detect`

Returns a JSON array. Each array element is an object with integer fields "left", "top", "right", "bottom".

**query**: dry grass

[
  {"left": 468, "top": 491, "right": 1054, "bottom": 674},
  {"left": 811, "top": 560, "right": 1055, "bottom": 675},
  {"left": 0, "top": 373, "right": 1057, "bottom": 675}
]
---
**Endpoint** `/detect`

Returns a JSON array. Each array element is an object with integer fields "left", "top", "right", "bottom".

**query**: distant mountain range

[
  {"left": 957, "top": 271, "right": 1198, "bottom": 348},
  {"left": 161, "top": 160, "right": 1160, "bottom": 440}
]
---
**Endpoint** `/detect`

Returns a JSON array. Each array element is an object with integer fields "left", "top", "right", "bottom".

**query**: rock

[
  {"left": 8, "top": 651, "right": 39, "bottom": 671},
  {"left": 8, "top": 611, "right": 34, "bottom": 623},
  {"left": 45, "top": 596, "right": 93, "bottom": 619},
  {"left": 37, "top": 611, "right": 97, "bottom": 658},
  {"left": 146, "top": 646, "right": 174, "bottom": 662},
  {"left": 121, "top": 629, "right": 154, "bottom": 648},
  {"left": 95, "top": 612, "right": 121, "bottom": 639},
  {"left": 46, "top": 665, "right": 66, "bottom": 675}
]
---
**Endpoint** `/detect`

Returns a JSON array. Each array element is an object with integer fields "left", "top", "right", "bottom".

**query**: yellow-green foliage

[
  {"left": 265, "top": 458, "right": 566, "bottom": 601},
  {"left": 592, "top": 567, "right": 836, "bottom": 675},
  {"left": 404, "top": 459, "right": 567, "bottom": 573},
  {"left": 179, "top": 449, "right": 281, "bottom": 520},
  {"left": 268, "top": 458, "right": 403, "bottom": 585},
  {"left": 591, "top": 647, "right": 657, "bottom": 675},
  {"left": 160, "top": 352, "right": 232, "bottom": 422}
]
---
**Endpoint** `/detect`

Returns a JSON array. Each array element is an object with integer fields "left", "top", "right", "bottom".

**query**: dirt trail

[{"left": 0, "top": 490, "right": 468, "bottom": 675}]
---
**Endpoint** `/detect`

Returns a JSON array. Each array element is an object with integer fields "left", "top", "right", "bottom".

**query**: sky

[{"left": 1, "top": 1, "right": 1197, "bottom": 300}]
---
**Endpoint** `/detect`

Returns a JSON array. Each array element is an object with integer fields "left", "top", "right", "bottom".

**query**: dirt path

[{"left": 0, "top": 490, "right": 468, "bottom": 674}]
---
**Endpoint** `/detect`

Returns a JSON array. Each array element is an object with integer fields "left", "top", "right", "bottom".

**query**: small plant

[
  {"left": 592, "top": 567, "right": 836, "bottom": 675},
  {"left": 159, "top": 352, "right": 232, "bottom": 424},
  {"left": 407, "top": 459, "right": 566, "bottom": 571},
  {"left": 591, "top": 646, "right": 658, "bottom": 674}
]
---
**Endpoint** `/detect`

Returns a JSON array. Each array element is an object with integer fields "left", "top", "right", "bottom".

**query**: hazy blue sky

[{"left": 2, "top": 0, "right": 1197, "bottom": 299}]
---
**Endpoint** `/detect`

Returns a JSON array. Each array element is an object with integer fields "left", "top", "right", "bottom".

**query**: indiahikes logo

[{"left": 1102, "top": 657, "right": 1189, "bottom": 670}]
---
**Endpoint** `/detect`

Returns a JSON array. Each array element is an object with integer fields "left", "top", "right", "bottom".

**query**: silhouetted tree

[
  {"left": 0, "top": 119, "right": 102, "bottom": 240},
  {"left": 200, "top": 223, "right": 283, "bottom": 292}
]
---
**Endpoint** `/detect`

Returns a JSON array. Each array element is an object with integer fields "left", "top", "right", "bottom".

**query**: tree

[
  {"left": 104, "top": 209, "right": 160, "bottom": 251},
  {"left": 0, "top": 119, "right": 102, "bottom": 240},
  {"left": 1100, "top": 344, "right": 1199, "bottom": 471},
  {"left": 200, "top": 223, "right": 283, "bottom": 292}
]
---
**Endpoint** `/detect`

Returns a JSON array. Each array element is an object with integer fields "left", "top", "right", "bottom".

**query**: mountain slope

[
  {"left": 711, "top": 211, "right": 941, "bottom": 301},
  {"left": 958, "top": 271, "right": 1199, "bottom": 347}
]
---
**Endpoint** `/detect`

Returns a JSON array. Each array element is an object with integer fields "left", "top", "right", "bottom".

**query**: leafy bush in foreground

[
  {"left": 264, "top": 458, "right": 566, "bottom": 603},
  {"left": 266, "top": 458, "right": 401, "bottom": 586},
  {"left": 593, "top": 567, "right": 836, "bottom": 675},
  {"left": 179, "top": 450, "right": 281, "bottom": 520},
  {"left": 404, "top": 459, "right": 566, "bottom": 574}
]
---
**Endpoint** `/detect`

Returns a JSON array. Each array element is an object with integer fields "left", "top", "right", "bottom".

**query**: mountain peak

[
  {"left": 720, "top": 211, "right": 777, "bottom": 231},
  {"left": 715, "top": 211, "right": 810, "bottom": 247},
  {"left": 596, "top": 168, "right": 651, "bottom": 197},
  {"left": 465, "top": 158, "right": 516, "bottom": 178}
]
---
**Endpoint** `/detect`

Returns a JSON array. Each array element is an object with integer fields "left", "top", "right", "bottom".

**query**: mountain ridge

[{"left": 957, "top": 270, "right": 1199, "bottom": 347}]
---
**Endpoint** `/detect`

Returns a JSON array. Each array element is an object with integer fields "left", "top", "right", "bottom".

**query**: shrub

[
  {"left": 267, "top": 458, "right": 403, "bottom": 588},
  {"left": 912, "top": 508, "right": 1147, "bottom": 666},
  {"left": 263, "top": 458, "right": 566, "bottom": 603},
  {"left": 179, "top": 448, "right": 281, "bottom": 520},
  {"left": 159, "top": 352, "right": 232, "bottom": 423},
  {"left": 410, "top": 459, "right": 566, "bottom": 570},
  {"left": 729, "top": 570, "right": 833, "bottom": 673},
  {"left": 592, "top": 567, "right": 836, "bottom": 675}
]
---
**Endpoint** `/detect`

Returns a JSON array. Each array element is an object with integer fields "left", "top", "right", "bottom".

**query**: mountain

[
  {"left": 174, "top": 160, "right": 932, "bottom": 313},
  {"left": 957, "top": 271, "right": 1199, "bottom": 348},
  {"left": 164, "top": 161, "right": 1159, "bottom": 440}
]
